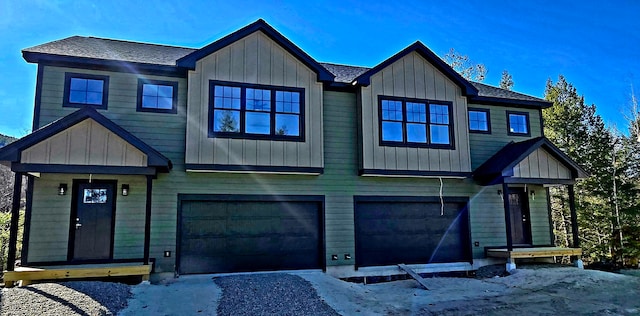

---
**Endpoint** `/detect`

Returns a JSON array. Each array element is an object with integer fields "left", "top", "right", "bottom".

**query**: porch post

[
  {"left": 143, "top": 175, "right": 152, "bottom": 265},
  {"left": 7, "top": 172, "right": 23, "bottom": 272},
  {"left": 567, "top": 185, "right": 580, "bottom": 248},
  {"left": 502, "top": 182, "right": 513, "bottom": 251},
  {"left": 567, "top": 184, "right": 583, "bottom": 268}
]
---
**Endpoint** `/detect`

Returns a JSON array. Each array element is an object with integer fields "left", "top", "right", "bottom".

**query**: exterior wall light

[
  {"left": 121, "top": 184, "right": 129, "bottom": 196},
  {"left": 530, "top": 190, "right": 535, "bottom": 200},
  {"left": 58, "top": 183, "right": 67, "bottom": 196}
]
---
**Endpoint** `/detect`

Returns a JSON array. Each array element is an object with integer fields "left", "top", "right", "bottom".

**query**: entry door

[
  {"left": 509, "top": 189, "right": 532, "bottom": 245},
  {"left": 70, "top": 181, "right": 116, "bottom": 261}
]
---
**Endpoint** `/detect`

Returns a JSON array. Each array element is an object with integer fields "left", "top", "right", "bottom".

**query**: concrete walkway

[{"left": 119, "top": 275, "right": 221, "bottom": 315}]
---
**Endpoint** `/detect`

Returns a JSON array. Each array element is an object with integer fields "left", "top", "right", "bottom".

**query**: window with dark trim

[
  {"left": 209, "top": 81, "right": 304, "bottom": 141},
  {"left": 137, "top": 79, "right": 178, "bottom": 114},
  {"left": 468, "top": 108, "right": 491, "bottom": 133},
  {"left": 378, "top": 96, "right": 454, "bottom": 149},
  {"left": 507, "top": 111, "right": 530, "bottom": 136},
  {"left": 63, "top": 73, "right": 109, "bottom": 109}
]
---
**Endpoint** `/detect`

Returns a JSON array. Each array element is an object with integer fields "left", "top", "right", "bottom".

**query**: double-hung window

[
  {"left": 209, "top": 81, "right": 304, "bottom": 141},
  {"left": 137, "top": 79, "right": 178, "bottom": 113},
  {"left": 468, "top": 108, "right": 491, "bottom": 133},
  {"left": 507, "top": 111, "right": 530, "bottom": 136},
  {"left": 63, "top": 73, "right": 109, "bottom": 109},
  {"left": 379, "top": 96, "right": 454, "bottom": 148}
]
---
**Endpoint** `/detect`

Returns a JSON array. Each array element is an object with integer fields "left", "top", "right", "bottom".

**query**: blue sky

[{"left": 1, "top": 0, "right": 639, "bottom": 137}]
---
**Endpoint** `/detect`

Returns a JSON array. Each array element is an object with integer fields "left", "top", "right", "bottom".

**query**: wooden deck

[
  {"left": 3, "top": 264, "right": 152, "bottom": 287},
  {"left": 486, "top": 247, "right": 582, "bottom": 260}
]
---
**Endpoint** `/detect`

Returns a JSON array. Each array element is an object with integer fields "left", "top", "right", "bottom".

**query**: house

[{"left": 1, "top": 19, "right": 587, "bottom": 284}]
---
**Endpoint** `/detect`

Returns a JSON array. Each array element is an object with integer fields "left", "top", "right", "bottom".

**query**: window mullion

[
  {"left": 402, "top": 100, "right": 408, "bottom": 143},
  {"left": 426, "top": 103, "right": 431, "bottom": 145},
  {"left": 271, "top": 90, "right": 276, "bottom": 136},
  {"left": 240, "top": 87, "right": 246, "bottom": 136}
]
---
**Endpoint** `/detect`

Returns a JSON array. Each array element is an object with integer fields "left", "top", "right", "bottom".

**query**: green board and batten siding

[{"left": 29, "top": 64, "right": 551, "bottom": 271}]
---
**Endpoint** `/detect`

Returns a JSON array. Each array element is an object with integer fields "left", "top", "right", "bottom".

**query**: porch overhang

[
  {"left": 0, "top": 106, "right": 172, "bottom": 175},
  {"left": 473, "top": 136, "right": 589, "bottom": 186},
  {"left": 0, "top": 107, "right": 169, "bottom": 272},
  {"left": 473, "top": 137, "right": 588, "bottom": 258}
]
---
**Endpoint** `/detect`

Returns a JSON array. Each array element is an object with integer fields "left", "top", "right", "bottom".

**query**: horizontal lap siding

[
  {"left": 30, "top": 63, "right": 552, "bottom": 272},
  {"left": 28, "top": 174, "right": 146, "bottom": 263},
  {"left": 468, "top": 104, "right": 542, "bottom": 169},
  {"left": 31, "top": 65, "right": 187, "bottom": 265}
]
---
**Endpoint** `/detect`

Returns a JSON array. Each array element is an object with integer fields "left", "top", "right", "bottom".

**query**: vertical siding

[
  {"left": 360, "top": 51, "right": 472, "bottom": 173},
  {"left": 184, "top": 31, "right": 324, "bottom": 169},
  {"left": 512, "top": 148, "right": 571, "bottom": 179},
  {"left": 468, "top": 104, "right": 543, "bottom": 169},
  {"left": 21, "top": 119, "right": 147, "bottom": 167}
]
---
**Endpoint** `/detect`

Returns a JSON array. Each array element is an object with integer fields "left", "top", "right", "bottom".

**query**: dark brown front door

[
  {"left": 70, "top": 181, "right": 116, "bottom": 261},
  {"left": 509, "top": 189, "right": 532, "bottom": 245}
]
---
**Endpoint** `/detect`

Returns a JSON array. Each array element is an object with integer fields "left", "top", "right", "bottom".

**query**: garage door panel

[
  {"left": 355, "top": 200, "right": 470, "bottom": 267},
  {"left": 179, "top": 199, "right": 322, "bottom": 274}
]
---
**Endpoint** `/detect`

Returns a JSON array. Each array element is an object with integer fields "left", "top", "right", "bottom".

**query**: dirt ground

[
  {"left": 117, "top": 265, "right": 640, "bottom": 315},
  {"left": 299, "top": 266, "right": 640, "bottom": 315}
]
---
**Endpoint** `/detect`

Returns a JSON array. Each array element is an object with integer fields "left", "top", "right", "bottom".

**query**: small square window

[
  {"left": 507, "top": 111, "right": 530, "bottom": 136},
  {"left": 468, "top": 108, "right": 491, "bottom": 133},
  {"left": 137, "top": 79, "right": 178, "bottom": 113},
  {"left": 63, "top": 73, "right": 109, "bottom": 109}
]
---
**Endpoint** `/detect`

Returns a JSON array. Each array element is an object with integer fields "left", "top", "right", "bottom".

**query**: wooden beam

[
  {"left": 397, "top": 264, "right": 429, "bottom": 290},
  {"left": 486, "top": 247, "right": 582, "bottom": 259},
  {"left": 502, "top": 182, "right": 513, "bottom": 251},
  {"left": 144, "top": 175, "right": 152, "bottom": 265},
  {"left": 7, "top": 172, "right": 23, "bottom": 271},
  {"left": 3, "top": 265, "right": 152, "bottom": 283},
  {"left": 568, "top": 185, "right": 580, "bottom": 248}
]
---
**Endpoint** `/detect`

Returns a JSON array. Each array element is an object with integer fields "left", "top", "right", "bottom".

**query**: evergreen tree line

[{"left": 544, "top": 75, "right": 640, "bottom": 267}]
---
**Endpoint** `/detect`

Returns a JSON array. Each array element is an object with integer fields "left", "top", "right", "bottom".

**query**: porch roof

[
  {"left": 0, "top": 107, "right": 172, "bottom": 175},
  {"left": 473, "top": 136, "right": 589, "bottom": 185}
]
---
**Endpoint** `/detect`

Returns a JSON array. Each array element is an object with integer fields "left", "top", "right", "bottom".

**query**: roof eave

[
  {"left": 468, "top": 95, "right": 552, "bottom": 109},
  {"left": 22, "top": 51, "right": 188, "bottom": 77},
  {"left": 0, "top": 107, "right": 172, "bottom": 172}
]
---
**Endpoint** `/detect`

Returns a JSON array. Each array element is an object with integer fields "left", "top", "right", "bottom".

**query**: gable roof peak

[
  {"left": 352, "top": 40, "right": 479, "bottom": 96},
  {"left": 176, "top": 19, "right": 334, "bottom": 82}
]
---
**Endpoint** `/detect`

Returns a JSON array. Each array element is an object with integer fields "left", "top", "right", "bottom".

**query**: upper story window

[
  {"left": 63, "top": 73, "right": 109, "bottom": 109},
  {"left": 507, "top": 111, "right": 530, "bottom": 136},
  {"left": 137, "top": 79, "right": 178, "bottom": 114},
  {"left": 379, "top": 96, "right": 454, "bottom": 149},
  {"left": 208, "top": 81, "right": 304, "bottom": 141},
  {"left": 468, "top": 108, "right": 491, "bottom": 133}
]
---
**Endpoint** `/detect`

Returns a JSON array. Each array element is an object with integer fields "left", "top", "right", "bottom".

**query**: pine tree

[
  {"left": 499, "top": 70, "right": 514, "bottom": 90},
  {"left": 443, "top": 48, "right": 487, "bottom": 82}
]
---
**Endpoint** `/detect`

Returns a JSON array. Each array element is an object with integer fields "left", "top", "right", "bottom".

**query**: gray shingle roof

[
  {"left": 470, "top": 82, "right": 547, "bottom": 103},
  {"left": 23, "top": 36, "right": 196, "bottom": 66},
  {"left": 319, "top": 62, "right": 369, "bottom": 83},
  {"left": 24, "top": 36, "right": 547, "bottom": 104}
]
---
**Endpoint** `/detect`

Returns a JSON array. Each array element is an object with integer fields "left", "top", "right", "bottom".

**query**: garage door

[
  {"left": 178, "top": 198, "right": 323, "bottom": 274},
  {"left": 355, "top": 197, "right": 471, "bottom": 267}
]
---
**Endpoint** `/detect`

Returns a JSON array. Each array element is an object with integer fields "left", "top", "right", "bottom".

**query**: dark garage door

[
  {"left": 355, "top": 198, "right": 471, "bottom": 267},
  {"left": 179, "top": 198, "right": 323, "bottom": 274}
]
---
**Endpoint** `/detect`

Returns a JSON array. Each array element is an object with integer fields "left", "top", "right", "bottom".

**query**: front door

[
  {"left": 509, "top": 189, "right": 532, "bottom": 245},
  {"left": 70, "top": 180, "right": 116, "bottom": 261}
]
